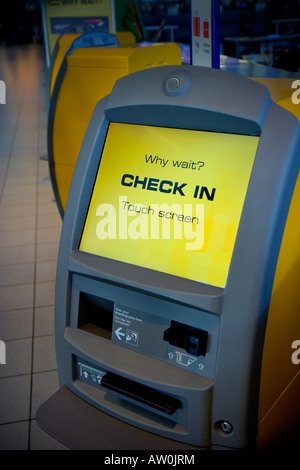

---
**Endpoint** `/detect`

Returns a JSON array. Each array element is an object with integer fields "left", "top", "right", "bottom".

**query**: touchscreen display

[{"left": 79, "top": 123, "right": 259, "bottom": 287}]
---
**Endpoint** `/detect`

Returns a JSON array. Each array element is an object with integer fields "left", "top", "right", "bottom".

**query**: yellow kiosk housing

[
  {"left": 37, "top": 65, "right": 300, "bottom": 450},
  {"left": 48, "top": 42, "right": 182, "bottom": 217},
  {"left": 48, "top": 30, "right": 136, "bottom": 100},
  {"left": 49, "top": 33, "right": 81, "bottom": 99}
]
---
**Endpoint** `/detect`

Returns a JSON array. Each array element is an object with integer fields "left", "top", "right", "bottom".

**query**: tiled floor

[{"left": 0, "top": 43, "right": 68, "bottom": 449}]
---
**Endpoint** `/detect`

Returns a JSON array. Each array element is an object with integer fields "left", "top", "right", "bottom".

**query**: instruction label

[
  {"left": 111, "top": 303, "right": 219, "bottom": 379},
  {"left": 112, "top": 304, "right": 165, "bottom": 356}
]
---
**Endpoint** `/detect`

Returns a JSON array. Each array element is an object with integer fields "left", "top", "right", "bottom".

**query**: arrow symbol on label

[{"left": 114, "top": 327, "right": 125, "bottom": 341}]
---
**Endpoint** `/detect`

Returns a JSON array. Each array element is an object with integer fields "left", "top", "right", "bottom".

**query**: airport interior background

[{"left": 0, "top": 0, "right": 299, "bottom": 450}]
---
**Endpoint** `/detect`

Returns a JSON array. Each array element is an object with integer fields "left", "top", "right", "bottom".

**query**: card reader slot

[
  {"left": 101, "top": 372, "right": 180, "bottom": 415},
  {"left": 78, "top": 292, "right": 113, "bottom": 340}
]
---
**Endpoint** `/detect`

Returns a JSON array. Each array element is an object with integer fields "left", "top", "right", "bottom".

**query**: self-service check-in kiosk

[
  {"left": 48, "top": 42, "right": 181, "bottom": 216},
  {"left": 48, "top": 31, "right": 136, "bottom": 100},
  {"left": 37, "top": 65, "right": 300, "bottom": 450}
]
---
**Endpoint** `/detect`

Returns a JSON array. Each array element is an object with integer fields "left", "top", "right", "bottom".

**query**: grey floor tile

[
  {"left": 0, "top": 262, "right": 35, "bottom": 286},
  {"left": 34, "top": 306, "right": 55, "bottom": 337},
  {"left": 0, "top": 375, "right": 31, "bottom": 423},
  {"left": 0, "top": 152, "right": 10, "bottom": 163},
  {"left": 9, "top": 147, "right": 38, "bottom": 159},
  {"left": 0, "top": 421, "right": 29, "bottom": 450},
  {"left": 3, "top": 177, "right": 37, "bottom": 190},
  {"left": 0, "top": 338, "right": 32, "bottom": 378},
  {"left": 0, "top": 283, "right": 34, "bottom": 311},
  {"left": 37, "top": 181, "right": 53, "bottom": 193},
  {"left": 37, "top": 202, "right": 60, "bottom": 216},
  {"left": 0, "top": 229, "right": 35, "bottom": 248},
  {"left": 35, "top": 259, "right": 57, "bottom": 282},
  {"left": 34, "top": 281, "right": 55, "bottom": 307},
  {"left": 36, "top": 226, "right": 61, "bottom": 244},
  {"left": 0, "top": 203, "right": 36, "bottom": 218},
  {"left": 0, "top": 215, "right": 36, "bottom": 232},
  {"left": 0, "top": 191, "right": 37, "bottom": 207},
  {"left": 36, "top": 242, "right": 59, "bottom": 262},
  {"left": 0, "top": 308, "right": 33, "bottom": 340},
  {"left": 1, "top": 182, "right": 36, "bottom": 196},
  {"left": 0, "top": 244, "right": 35, "bottom": 265},
  {"left": 37, "top": 212, "right": 62, "bottom": 229},
  {"left": 32, "top": 335, "right": 57, "bottom": 373},
  {"left": 13, "top": 137, "right": 38, "bottom": 149},
  {"left": 38, "top": 189, "right": 58, "bottom": 206}
]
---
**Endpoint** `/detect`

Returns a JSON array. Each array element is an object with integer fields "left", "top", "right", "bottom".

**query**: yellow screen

[{"left": 79, "top": 123, "right": 259, "bottom": 287}]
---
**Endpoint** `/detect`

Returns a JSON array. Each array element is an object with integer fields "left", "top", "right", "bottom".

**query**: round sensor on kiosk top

[
  {"left": 168, "top": 77, "right": 180, "bottom": 91},
  {"left": 163, "top": 69, "right": 192, "bottom": 97}
]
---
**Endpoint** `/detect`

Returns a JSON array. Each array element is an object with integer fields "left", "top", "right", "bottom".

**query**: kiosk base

[
  {"left": 36, "top": 386, "right": 203, "bottom": 450},
  {"left": 36, "top": 386, "right": 300, "bottom": 450}
]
